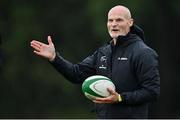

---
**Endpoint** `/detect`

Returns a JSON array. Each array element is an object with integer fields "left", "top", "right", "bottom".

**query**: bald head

[
  {"left": 108, "top": 5, "right": 132, "bottom": 19},
  {"left": 107, "top": 5, "right": 134, "bottom": 40}
]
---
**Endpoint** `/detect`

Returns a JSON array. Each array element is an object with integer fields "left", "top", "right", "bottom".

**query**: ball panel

[
  {"left": 84, "top": 92, "right": 97, "bottom": 100},
  {"left": 90, "top": 80, "right": 115, "bottom": 97},
  {"left": 82, "top": 77, "right": 110, "bottom": 88},
  {"left": 82, "top": 85, "right": 103, "bottom": 98},
  {"left": 84, "top": 75, "right": 110, "bottom": 82},
  {"left": 82, "top": 79, "right": 104, "bottom": 98}
]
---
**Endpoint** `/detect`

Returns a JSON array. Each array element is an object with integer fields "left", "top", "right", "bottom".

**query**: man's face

[{"left": 107, "top": 9, "right": 133, "bottom": 39}]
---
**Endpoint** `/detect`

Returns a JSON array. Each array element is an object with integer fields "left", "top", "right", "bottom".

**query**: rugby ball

[{"left": 82, "top": 75, "right": 115, "bottom": 100}]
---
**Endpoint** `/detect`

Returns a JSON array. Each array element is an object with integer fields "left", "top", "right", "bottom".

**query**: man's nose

[{"left": 112, "top": 21, "right": 118, "bottom": 26}]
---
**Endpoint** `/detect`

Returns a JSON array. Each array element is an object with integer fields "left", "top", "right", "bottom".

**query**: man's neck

[{"left": 113, "top": 38, "right": 117, "bottom": 45}]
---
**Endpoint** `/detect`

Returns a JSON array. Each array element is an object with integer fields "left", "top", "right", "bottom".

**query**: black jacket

[{"left": 50, "top": 25, "right": 160, "bottom": 118}]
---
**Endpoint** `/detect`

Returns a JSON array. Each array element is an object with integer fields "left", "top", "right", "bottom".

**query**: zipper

[
  {"left": 109, "top": 44, "right": 116, "bottom": 80},
  {"left": 109, "top": 43, "right": 127, "bottom": 81}
]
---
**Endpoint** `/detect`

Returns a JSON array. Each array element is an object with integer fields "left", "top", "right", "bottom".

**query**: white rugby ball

[{"left": 82, "top": 75, "right": 115, "bottom": 100}]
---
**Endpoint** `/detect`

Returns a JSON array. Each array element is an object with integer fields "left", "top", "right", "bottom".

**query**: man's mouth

[{"left": 111, "top": 29, "right": 119, "bottom": 32}]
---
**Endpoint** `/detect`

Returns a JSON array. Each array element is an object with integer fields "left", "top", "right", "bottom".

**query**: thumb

[
  {"left": 107, "top": 88, "right": 116, "bottom": 95},
  {"left": 47, "top": 36, "right": 53, "bottom": 45}
]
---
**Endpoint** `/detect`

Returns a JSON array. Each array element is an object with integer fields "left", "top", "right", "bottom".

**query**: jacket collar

[
  {"left": 110, "top": 33, "right": 137, "bottom": 47},
  {"left": 110, "top": 24, "right": 145, "bottom": 47}
]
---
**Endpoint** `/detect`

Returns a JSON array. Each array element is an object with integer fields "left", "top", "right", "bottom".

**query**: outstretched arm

[
  {"left": 30, "top": 36, "right": 56, "bottom": 61},
  {"left": 30, "top": 36, "right": 97, "bottom": 83}
]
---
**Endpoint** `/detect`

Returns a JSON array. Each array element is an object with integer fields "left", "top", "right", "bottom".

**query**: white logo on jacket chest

[
  {"left": 99, "top": 65, "right": 107, "bottom": 69},
  {"left": 118, "top": 57, "right": 128, "bottom": 61}
]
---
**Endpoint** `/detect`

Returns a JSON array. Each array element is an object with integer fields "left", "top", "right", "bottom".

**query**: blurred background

[{"left": 0, "top": 0, "right": 180, "bottom": 118}]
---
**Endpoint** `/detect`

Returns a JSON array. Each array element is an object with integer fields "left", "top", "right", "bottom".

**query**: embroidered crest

[{"left": 100, "top": 56, "right": 107, "bottom": 62}]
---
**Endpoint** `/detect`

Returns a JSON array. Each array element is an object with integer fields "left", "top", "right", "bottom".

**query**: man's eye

[
  {"left": 116, "top": 19, "right": 123, "bottom": 22},
  {"left": 108, "top": 19, "right": 113, "bottom": 22}
]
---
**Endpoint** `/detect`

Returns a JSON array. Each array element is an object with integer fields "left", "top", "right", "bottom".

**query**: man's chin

[
  {"left": 111, "top": 35, "right": 119, "bottom": 39},
  {"left": 111, "top": 34, "right": 126, "bottom": 38},
  {"left": 110, "top": 34, "right": 123, "bottom": 38}
]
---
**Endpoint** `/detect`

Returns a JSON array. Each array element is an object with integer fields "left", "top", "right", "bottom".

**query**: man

[{"left": 30, "top": 5, "right": 160, "bottom": 118}]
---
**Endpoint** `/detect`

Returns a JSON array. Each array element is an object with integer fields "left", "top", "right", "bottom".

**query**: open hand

[{"left": 30, "top": 36, "right": 56, "bottom": 61}]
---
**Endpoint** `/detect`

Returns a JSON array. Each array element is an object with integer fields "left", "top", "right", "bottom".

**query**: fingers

[
  {"left": 47, "top": 36, "right": 53, "bottom": 45},
  {"left": 31, "top": 40, "right": 46, "bottom": 46},
  {"left": 94, "top": 97, "right": 108, "bottom": 101},
  {"left": 92, "top": 89, "right": 119, "bottom": 104},
  {"left": 30, "top": 42, "right": 41, "bottom": 51},
  {"left": 30, "top": 39, "right": 48, "bottom": 51},
  {"left": 33, "top": 50, "right": 43, "bottom": 56},
  {"left": 33, "top": 50, "right": 40, "bottom": 55},
  {"left": 107, "top": 88, "right": 116, "bottom": 95},
  {"left": 93, "top": 97, "right": 112, "bottom": 103},
  {"left": 93, "top": 96, "right": 111, "bottom": 102},
  {"left": 31, "top": 35, "right": 53, "bottom": 47},
  {"left": 93, "top": 100, "right": 104, "bottom": 103}
]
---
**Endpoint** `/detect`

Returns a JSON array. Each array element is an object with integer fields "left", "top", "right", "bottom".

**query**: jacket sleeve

[
  {"left": 50, "top": 51, "right": 97, "bottom": 84},
  {"left": 120, "top": 48, "right": 160, "bottom": 105}
]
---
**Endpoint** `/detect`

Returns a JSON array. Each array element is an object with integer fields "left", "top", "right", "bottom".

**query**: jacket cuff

[{"left": 117, "top": 92, "right": 126, "bottom": 103}]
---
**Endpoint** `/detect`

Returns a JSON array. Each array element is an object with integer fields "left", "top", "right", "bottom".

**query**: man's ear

[{"left": 129, "top": 18, "right": 134, "bottom": 27}]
